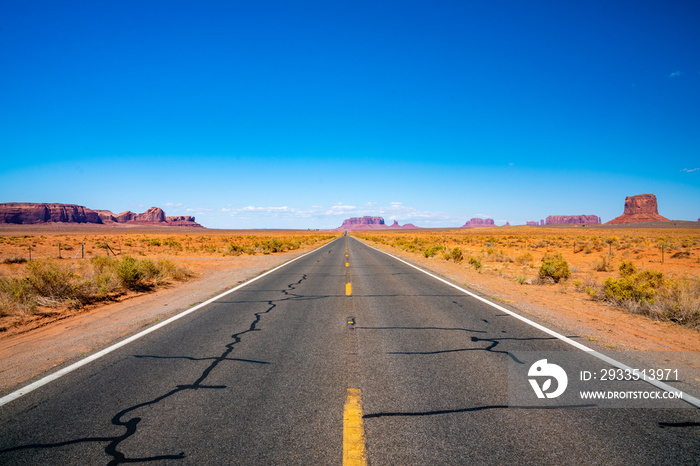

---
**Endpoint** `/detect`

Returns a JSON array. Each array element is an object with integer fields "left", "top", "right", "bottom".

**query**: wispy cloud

[
  {"left": 241, "top": 206, "right": 290, "bottom": 212},
  {"left": 325, "top": 204, "right": 357, "bottom": 215},
  {"left": 669, "top": 71, "right": 683, "bottom": 78},
  {"left": 682, "top": 168, "right": 698, "bottom": 173}
]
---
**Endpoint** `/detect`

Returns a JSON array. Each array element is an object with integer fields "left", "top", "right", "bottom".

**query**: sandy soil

[{"left": 353, "top": 235, "right": 700, "bottom": 395}]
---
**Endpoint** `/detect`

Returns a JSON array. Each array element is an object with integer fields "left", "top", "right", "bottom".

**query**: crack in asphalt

[{"left": 0, "top": 274, "right": 309, "bottom": 464}]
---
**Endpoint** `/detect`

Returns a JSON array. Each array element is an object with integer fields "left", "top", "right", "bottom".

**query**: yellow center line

[
  {"left": 346, "top": 282, "right": 352, "bottom": 295},
  {"left": 343, "top": 388, "right": 366, "bottom": 465}
]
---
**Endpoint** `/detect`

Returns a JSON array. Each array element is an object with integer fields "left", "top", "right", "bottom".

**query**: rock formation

[
  {"left": 114, "top": 207, "right": 167, "bottom": 224},
  {"left": 545, "top": 215, "right": 601, "bottom": 225},
  {"left": 336, "top": 216, "right": 385, "bottom": 230},
  {"left": 526, "top": 221, "right": 538, "bottom": 226},
  {"left": 334, "top": 216, "right": 420, "bottom": 230},
  {"left": 606, "top": 194, "right": 670, "bottom": 224},
  {"left": 165, "top": 216, "right": 202, "bottom": 227},
  {"left": 0, "top": 203, "right": 203, "bottom": 227},
  {"left": 0, "top": 203, "right": 101, "bottom": 224},
  {"left": 461, "top": 218, "right": 496, "bottom": 228}
]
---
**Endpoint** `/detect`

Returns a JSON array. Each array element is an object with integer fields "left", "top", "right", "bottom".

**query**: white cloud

[
  {"left": 669, "top": 71, "right": 683, "bottom": 78},
  {"left": 241, "top": 206, "right": 290, "bottom": 212},
  {"left": 214, "top": 201, "right": 465, "bottom": 228},
  {"left": 682, "top": 168, "right": 698, "bottom": 173}
]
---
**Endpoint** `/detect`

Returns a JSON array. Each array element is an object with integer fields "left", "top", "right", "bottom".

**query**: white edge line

[
  {"left": 0, "top": 239, "right": 340, "bottom": 408},
  {"left": 359, "top": 239, "right": 700, "bottom": 409}
]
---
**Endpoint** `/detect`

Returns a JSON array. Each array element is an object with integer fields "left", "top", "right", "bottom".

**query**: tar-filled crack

[
  {"left": 358, "top": 326, "right": 558, "bottom": 363},
  {"left": 0, "top": 274, "right": 309, "bottom": 464}
]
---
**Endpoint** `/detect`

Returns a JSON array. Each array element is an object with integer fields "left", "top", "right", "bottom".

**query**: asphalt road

[{"left": 0, "top": 236, "right": 698, "bottom": 465}]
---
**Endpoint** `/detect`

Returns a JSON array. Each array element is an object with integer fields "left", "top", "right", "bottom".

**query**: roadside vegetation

[
  {"left": 354, "top": 228, "right": 700, "bottom": 329},
  {"left": 0, "top": 256, "right": 193, "bottom": 316},
  {"left": 0, "top": 231, "right": 340, "bottom": 318}
]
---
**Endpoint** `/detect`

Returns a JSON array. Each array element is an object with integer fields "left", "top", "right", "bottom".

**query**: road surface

[{"left": 0, "top": 236, "right": 698, "bottom": 464}]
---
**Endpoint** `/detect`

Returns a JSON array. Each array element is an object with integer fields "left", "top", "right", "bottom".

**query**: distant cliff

[
  {"left": 0, "top": 203, "right": 204, "bottom": 227},
  {"left": 546, "top": 215, "right": 601, "bottom": 225},
  {"left": 334, "top": 216, "right": 421, "bottom": 231},
  {"left": 461, "top": 218, "right": 496, "bottom": 228}
]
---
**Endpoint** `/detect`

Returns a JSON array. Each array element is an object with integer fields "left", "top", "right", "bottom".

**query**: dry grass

[
  {"left": 0, "top": 228, "right": 340, "bottom": 317},
  {"left": 0, "top": 256, "right": 193, "bottom": 316}
]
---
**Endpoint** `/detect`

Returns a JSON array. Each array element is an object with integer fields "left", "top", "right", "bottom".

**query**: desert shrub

[
  {"left": 424, "top": 244, "right": 444, "bottom": 258},
  {"left": 603, "top": 266, "right": 664, "bottom": 306},
  {"left": 593, "top": 255, "right": 612, "bottom": 272},
  {"left": 538, "top": 253, "right": 570, "bottom": 283},
  {"left": 589, "top": 262, "right": 699, "bottom": 328},
  {"left": 4, "top": 257, "right": 27, "bottom": 264},
  {"left": 25, "top": 259, "right": 76, "bottom": 299},
  {"left": 618, "top": 260, "right": 637, "bottom": 277},
  {"left": 156, "top": 259, "right": 192, "bottom": 282},
  {"left": 450, "top": 247, "right": 464, "bottom": 262},
  {"left": 468, "top": 256, "right": 482, "bottom": 271},
  {"left": 115, "top": 256, "right": 145, "bottom": 290},
  {"left": 485, "top": 249, "right": 512, "bottom": 262},
  {"left": 0, "top": 277, "right": 35, "bottom": 314},
  {"left": 671, "top": 251, "right": 691, "bottom": 259},
  {"left": 515, "top": 252, "right": 534, "bottom": 267},
  {"left": 138, "top": 259, "right": 160, "bottom": 282},
  {"left": 223, "top": 243, "right": 246, "bottom": 256},
  {"left": 585, "top": 286, "right": 598, "bottom": 298},
  {"left": 164, "top": 239, "right": 182, "bottom": 251},
  {"left": 649, "top": 278, "right": 700, "bottom": 327}
]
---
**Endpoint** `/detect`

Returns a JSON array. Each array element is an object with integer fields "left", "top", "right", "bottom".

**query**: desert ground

[
  {"left": 0, "top": 226, "right": 340, "bottom": 392},
  {"left": 352, "top": 224, "right": 700, "bottom": 347},
  {"left": 1, "top": 224, "right": 698, "bottom": 394}
]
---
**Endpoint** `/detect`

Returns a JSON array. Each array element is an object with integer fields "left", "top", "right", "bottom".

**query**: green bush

[
  {"left": 450, "top": 247, "right": 464, "bottom": 262},
  {"left": 618, "top": 260, "right": 637, "bottom": 277},
  {"left": 115, "top": 256, "right": 145, "bottom": 290},
  {"left": 538, "top": 253, "right": 570, "bottom": 283},
  {"left": 468, "top": 256, "right": 482, "bottom": 270},
  {"left": 424, "top": 244, "right": 444, "bottom": 258},
  {"left": 603, "top": 263, "right": 664, "bottom": 305}
]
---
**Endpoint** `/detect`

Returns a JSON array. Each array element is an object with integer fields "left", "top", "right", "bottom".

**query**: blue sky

[{"left": 1, "top": 0, "right": 698, "bottom": 228}]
